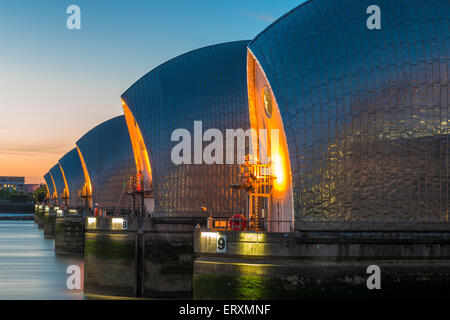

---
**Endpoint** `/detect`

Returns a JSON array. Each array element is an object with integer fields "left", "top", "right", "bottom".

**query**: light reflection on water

[{"left": 0, "top": 220, "right": 84, "bottom": 299}]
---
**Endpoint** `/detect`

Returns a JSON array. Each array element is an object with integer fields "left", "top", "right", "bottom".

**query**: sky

[{"left": 0, "top": 0, "right": 303, "bottom": 184}]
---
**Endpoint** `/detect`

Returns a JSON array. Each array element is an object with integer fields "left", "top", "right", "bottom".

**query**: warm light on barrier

[{"left": 201, "top": 232, "right": 219, "bottom": 239}]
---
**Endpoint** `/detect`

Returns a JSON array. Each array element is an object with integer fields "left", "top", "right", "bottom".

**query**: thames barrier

[{"left": 18, "top": 0, "right": 450, "bottom": 300}]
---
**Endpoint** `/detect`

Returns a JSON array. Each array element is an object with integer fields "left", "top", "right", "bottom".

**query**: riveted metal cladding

[
  {"left": 58, "top": 148, "right": 85, "bottom": 209},
  {"left": 49, "top": 164, "right": 65, "bottom": 207},
  {"left": 76, "top": 116, "right": 136, "bottom": 212},
  {"left": 248, "top": 0, "right": 449, "bottom": 227},
  {"left": 121, "top": 41, "right": 251, "bottom": 218}
]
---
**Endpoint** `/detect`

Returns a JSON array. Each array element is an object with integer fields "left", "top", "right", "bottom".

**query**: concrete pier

[
  {"left": 83, "top": 216, "right": 200, "bottom": 298},
  {"left": 55, "top": 211, "right": 84, "bottom": 255},
  {"left": 141, "top": 218, "right": 198, "bottom": 298},
  {"left": 35, "top": 206, "right": 45, "bottom": 228},
  {"left": 193, "top": 225, "right": 450, "bottom": 299},
  {"left": 43, "top": 208, "right": 57, "bottom": 238},
  {"left": 84, "top": 216, "right": 139, "bottom": 297},
  {"left": 34, "top": 205, "right": 38, "bottom": 222}
]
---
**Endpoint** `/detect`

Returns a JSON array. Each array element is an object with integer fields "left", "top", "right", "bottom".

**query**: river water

[{"left": 0, "top": 218, "right": 84, "bottom": 299}]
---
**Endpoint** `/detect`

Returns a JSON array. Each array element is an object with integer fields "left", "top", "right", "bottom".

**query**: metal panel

[
  {"left": 122, "top": 41, "right": 251, "bottom": 217},
  {"left": 43, "top": 172, "right": 54, "bottom": 199},
  {"left": 76, "top": 116, "right": 136, "bottom": 212},
  {"left": 49, "top": 164, "right": 65, "bottom": 206},
  {"left": 58, "top": 148, "right": 85, "bottom": 209},
  {"left": 249, "top": 0, "right": 449, "bottom": 226}
]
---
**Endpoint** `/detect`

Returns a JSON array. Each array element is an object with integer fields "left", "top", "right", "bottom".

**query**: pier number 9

[{"left": 216, "top": 235, "right": 226, "bottom": 253}]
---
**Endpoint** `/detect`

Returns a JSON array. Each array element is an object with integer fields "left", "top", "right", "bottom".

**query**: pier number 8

[
  {"left": 122, "top": 219, "right": 128, "bottom": 230},
  {"left": 216, "top": 235, "right": 226, "bottom": 253}
]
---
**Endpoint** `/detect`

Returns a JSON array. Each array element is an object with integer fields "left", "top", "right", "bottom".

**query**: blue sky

[{"left": 0, "top": 0, "right": 304, "bottom": 183}]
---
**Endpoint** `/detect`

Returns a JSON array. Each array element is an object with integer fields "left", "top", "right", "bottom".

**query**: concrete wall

[
  {"left": 55, "top": 215, "right": 84, "bottom": 255},
  {"left": 141, "top": 218, "right": 199, "bottom": 298},
  {"left": 84, "top": 216, "right": 138, "bottom": 297},
  {"left": 43, "top": 210, "right": 56, "bottom": 238},
  {"left": 194, "top": 229, "right": 450, "bottom": 299},
  {"left": 35, "top": 207, "right": 45, "bottom": 228},
  {"left": 83, "top": 216, "right": 201, "bottom": 298}
]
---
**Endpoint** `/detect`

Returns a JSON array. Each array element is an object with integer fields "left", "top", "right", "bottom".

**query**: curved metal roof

[
  {"left": 122, "top": 41, "right": 251, "bottom": 217},
  {"left": 76, "top": 115, "right": 136, "bottom": 211}
]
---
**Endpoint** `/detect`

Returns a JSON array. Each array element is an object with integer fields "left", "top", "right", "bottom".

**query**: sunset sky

[{"left": 0, "top": 0, "right": 302, "bottom": 184}]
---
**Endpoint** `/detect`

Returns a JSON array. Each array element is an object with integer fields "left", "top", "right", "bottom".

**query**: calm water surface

[{"left": 0, "top": 219, "right": 84, "bottom": 299}]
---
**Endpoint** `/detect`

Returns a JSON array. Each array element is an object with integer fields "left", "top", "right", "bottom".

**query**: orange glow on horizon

[{"left": 0, "top": 152, "right": 64, "bottom": 185}]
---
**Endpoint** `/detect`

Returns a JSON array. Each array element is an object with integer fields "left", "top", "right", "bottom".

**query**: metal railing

[{"left": 207, "top": 216, "right": 293, "bottom": 232}]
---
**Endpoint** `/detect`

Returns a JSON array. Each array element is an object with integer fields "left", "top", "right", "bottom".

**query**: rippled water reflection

[{"left": 0, "top": 220, "right": 84, "bottom": 299}]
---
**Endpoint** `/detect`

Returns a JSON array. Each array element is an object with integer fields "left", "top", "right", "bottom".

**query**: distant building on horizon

[{"left": 0, "top": 176, "right": 25, "bottom": 192}]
